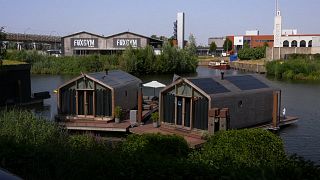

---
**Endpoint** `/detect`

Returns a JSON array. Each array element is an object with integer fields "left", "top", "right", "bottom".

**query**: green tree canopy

[
  {"left": 223, "top": 38, "right": 233, "bottom": 52},
  {"left": 0, "top": 26, "right": 7, "bottom": 62},
  {"left": 187, "top": 34, "right": 197, "bottom": 55},
  {"left": 209, "top": 42, "right": 217, "bottom": 53},
  {"left": 243, "top": 42, "right": 250, "bottom": 49}
]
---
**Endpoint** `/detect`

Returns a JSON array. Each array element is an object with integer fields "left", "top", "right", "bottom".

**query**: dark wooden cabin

[
  {"left": 0, "top": 62, "right": 50, "bottom": 106},
  {"left": 0, "top": 63, "right": 31, "bottom": 105},
  {"left": 57, "top": 70, "right": 142, "bottom": 121},
  {"left": 159, "top": 74, "right": 281, "bottom": 134}
]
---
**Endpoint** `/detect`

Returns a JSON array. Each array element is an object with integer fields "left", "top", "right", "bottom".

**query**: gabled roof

[
  {"left": 161, "top": 74, "right": 276, "bottom": 100},
  {"left": 58, "top": 70, "right": 142, "bottom": 90},
  {"left": 87, "top": 70, "right": 142, "bottom": 88},
  {"left": 186, "top": 75, "right": 273, "bottom": 96},
  {"left": 105, "top": 31, "right": 163, "bottom": 42},
  {"left": 62, "top": 31, "right": 105, "bottom": 39}
]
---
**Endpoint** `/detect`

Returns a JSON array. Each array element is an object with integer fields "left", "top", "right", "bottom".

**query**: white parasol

[{"left": 143, "top": 81, "right": 166, "bottom": 96}]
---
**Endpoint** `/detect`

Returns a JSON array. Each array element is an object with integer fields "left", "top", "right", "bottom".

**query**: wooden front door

[
  {"left": 77, "top": 90, "right": 94, "bottom": 117},
  {"left": 176, "top": 97, "right": 183, "bottom": 126},
  {"left": 176, "top": 96, "right": 192, "bottom": 129}
]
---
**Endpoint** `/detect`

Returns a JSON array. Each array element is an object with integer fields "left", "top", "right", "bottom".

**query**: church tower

[{"left": 273, "top": 0, "right": 282, "bottom": 47}]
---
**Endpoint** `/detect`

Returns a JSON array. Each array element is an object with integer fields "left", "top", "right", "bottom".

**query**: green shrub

[
  {"left": 238, "top": 47, "right": 266, "bottom": 60},
  {"left": 191, "top": 128, "right": 286, "bottom": 168},
  {"left": 0, "top": 110, "right": 319, "bottom": 179},
  {"left": 122, "top": 133, "right": 189, "bottom": 158},
  {"left": 266, "top": 58, "right": 320, "bottom": 80},
  {"left": 5, "top": 44, "right": 197, "bottom": 75},
  {"left": 0, "top": 109, "right": 67, "bottom": 146},
  {"left": 151, "top": 112, "right": 159, "bottom": 122},
  {"left": 114, "top": 106, "right": 122, "bottom": 118}
]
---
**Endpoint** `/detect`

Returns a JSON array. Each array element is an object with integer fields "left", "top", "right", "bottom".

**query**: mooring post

[{"left": 137, "top": 84, "right": 143, "bottom": 125}]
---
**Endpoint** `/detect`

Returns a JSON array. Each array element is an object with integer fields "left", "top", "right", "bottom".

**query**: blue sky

[{"left": 1, "top": 0, "right": 319, "bottom": 45}]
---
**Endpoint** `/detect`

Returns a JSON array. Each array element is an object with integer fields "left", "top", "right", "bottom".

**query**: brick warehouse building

[{"left": 226, "top": 35, "right": 274, "bottom": 52}]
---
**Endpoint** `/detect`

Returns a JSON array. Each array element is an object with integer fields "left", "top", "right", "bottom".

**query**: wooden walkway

[
  {"left": 62, "top": 120, "right": 131, "bottom": 132},
  {"left": 130, "top": 122, "right": 206, "bottom": 148},
  {"left": 255, "top": 116, "right": 298, "bottom": 130}
]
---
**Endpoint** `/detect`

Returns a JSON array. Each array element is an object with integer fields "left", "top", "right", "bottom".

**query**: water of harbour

[{"left": 30, "top": 67, "right": 320, "bottom": 164}]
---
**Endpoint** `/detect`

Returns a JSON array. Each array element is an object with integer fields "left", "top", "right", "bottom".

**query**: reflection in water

[{"left": 30, "top": 67, "right": 320, "bottom": 164}]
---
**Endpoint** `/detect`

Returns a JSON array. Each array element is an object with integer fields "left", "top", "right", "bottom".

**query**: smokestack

[{"left": 221, "top": 71, "right": 225, "bottom": 80}]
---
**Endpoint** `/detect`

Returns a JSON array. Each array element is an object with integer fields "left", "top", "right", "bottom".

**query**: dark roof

[
  {"left": 62, "top": 31, "right": 105, "bottom": 39},
  {"left": 6, "top": 33, "right": 61, "bottom": 43},
  {"left": 224, "top": 75, "right": 269, "bottom": 91},
  {"left": 188, "top": 78, "right": 230, "bottom": 94},
  {"left": 87, "top": 70, "right": 142, "bottom": 88},
  {"left": 186, "top": 75, "right": 273, "bottom": 96},
  {"left": 105, "top": 31, "right": 163, "bottom": 42}
]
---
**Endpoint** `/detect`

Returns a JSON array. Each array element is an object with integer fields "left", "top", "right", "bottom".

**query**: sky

[{"left": 1, "top": 0, "right": 320, "bottom": 45}]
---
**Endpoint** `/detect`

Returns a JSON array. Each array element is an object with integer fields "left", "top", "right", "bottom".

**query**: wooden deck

[
  {"left": 60, "top": 106, "right": 158, "bottom": 132},
  {"left": 130, "top": 122, "right": 206, "bottom": 148},
  {"left": 62, "top": 120, "right": 132, "bottom": 132},
  {"left": 255, "top": 116, "right": 298, "bottom": 130}
]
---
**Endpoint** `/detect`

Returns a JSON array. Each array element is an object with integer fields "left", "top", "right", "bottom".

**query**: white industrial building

[{"left": 177, "top": 12, "right": 185, "bottom": 49}]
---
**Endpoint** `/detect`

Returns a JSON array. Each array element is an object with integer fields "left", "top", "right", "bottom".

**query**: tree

[
  {"left": 223, "top": 38, "right": 233, "bottom": 52},
  {"left": 151, "top": 35, "right": 158, "bottom": 39},
  {"left": 209, "top": 42, "right": 217, "bottom": 53},
  {"left": 0, "top": 26, "right": 7, "bottom": 65},
  {"left": 187, "top": 34, "right": 197, "bottom": 55},
  {"left": 243, "top": 42, "right": 250, "bottom": 49}
]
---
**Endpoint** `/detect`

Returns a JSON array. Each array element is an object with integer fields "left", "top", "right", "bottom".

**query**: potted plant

[
  {"left": 114, "top": 106, "right": 122, "bottom": 123},
  {"left": 151, "top": 112, "right": 159, "bottom": 128}
]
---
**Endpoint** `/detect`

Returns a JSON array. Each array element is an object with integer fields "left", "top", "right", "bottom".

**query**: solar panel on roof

[
  {"left": 189, "top": 78, "right": 230, "bottom": 94},
  {"left": 225, "top": 75, "right": 269, "bottom": 90}
]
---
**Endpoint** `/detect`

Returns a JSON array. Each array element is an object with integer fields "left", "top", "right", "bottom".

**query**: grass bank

[
  {"left": 5, "top": 42, "right": 198, "bottom": 75},
  {"left": 0, "top": 109, "right": 319, "bottom": 179},
  {"left": 266, "top": 54, "right": 320, "bottom": 80}
]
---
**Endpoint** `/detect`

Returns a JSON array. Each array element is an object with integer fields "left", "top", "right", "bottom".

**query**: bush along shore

[
  {"left": 5, "top": 42, "right": 198, "bottom": 75},
  {"left": 0, "top": 109, "right": 319, "bottom": 179},
  {"left": 266, "top": 54, "right": 320, "bottom": 80}
]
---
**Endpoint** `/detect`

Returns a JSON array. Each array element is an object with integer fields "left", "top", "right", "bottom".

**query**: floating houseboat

[
  {"left": 159, "top": 74, "right": 291, "bottom": 135},
  {"left": 56, "top": 70, "right": 142, "bottom": 122}
]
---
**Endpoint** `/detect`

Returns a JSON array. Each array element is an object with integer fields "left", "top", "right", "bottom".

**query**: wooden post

[
  {"left": 219, "top": 108, "right": 229, "bottom": 131},
  {"left": 182, "top": 97, "right": 185, "bottom": 127},
  {"left": 137, "top": 87, "right": 143, "bottom": 124},
  {"left": 76, "top": 91, "right": 79, "bottom": 115},
  {"left": 272, "top": 91, "right": 279, "bottom": 129},
  {"left": 208, "top": 108, "right": 218, "bottom": 134},
  {"left": 190, "top": 89, "right": 194, "bottom": 129},
  {"left": 93, "top": 83, "right": 96, "bottom": 117},
  {"left": 174, "top": 85, "right": 178, "bottom": 127},
  {"left": 57, "top": 89, "right": 60, "bottom": 114},
  {"left": 84, "top": 91, "right": 87, "bottom": 116},
  {"left": 93, "top": 91, "right": 96, "bottom": 117}
]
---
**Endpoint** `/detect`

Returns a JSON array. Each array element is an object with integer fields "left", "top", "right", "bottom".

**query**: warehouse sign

[
  {"left": 71, "top": 38, "right": 98, "bottom": 48},
  {"left": 113, "top": 38, "right": 141, "bottom": 48}
]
